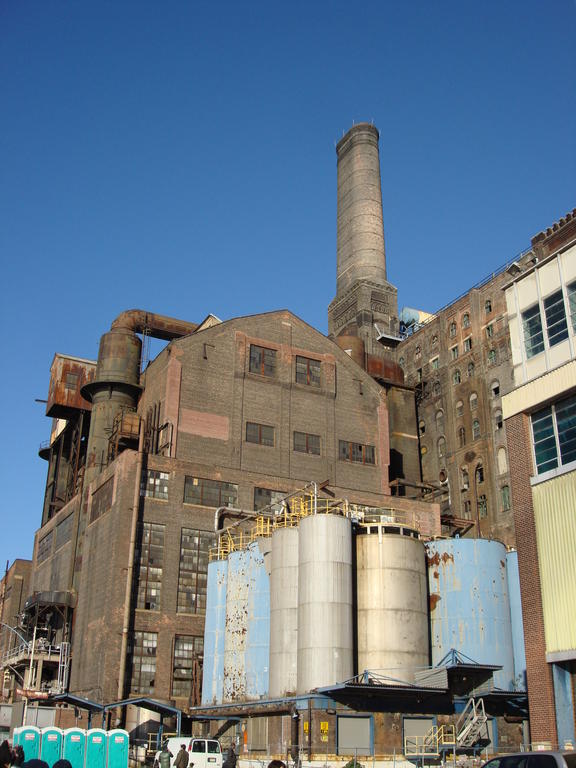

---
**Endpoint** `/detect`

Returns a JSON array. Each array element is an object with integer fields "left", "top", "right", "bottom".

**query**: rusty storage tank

[
  {"left": 426, "top": 539, "right": 515, "bottom": 690},
  {"left": 245, "top": 541, "right": 271, "bottom": 700},
  {"left": 222, "top": 549, "right": 250, "bottom": 702},
  {"left": 356, "top": 525, "right": 429, "bottom": 682},
  {"left": 201, "top": 559, "right": 228, "bottom": 705},
  {"left": 506, "top": 550, "right": 527, "bottom": 690},
  {"left": 269, "top": 526, "right": 299, "bottom": 697},
  {"left": 297, "top": 513, "right": 353, "bottom": 693}
]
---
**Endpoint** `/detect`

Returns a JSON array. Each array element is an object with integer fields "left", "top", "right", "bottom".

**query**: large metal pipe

[
  {"left": 336, "top": 123, "right": 387, "bottom": 295},
  {"left": 81, "top": 310, "right": 198, "bottom": 485}
]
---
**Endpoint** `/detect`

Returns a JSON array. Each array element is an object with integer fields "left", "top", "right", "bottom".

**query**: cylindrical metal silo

[
  {"left": 222, "top": 549, "right": 250, "bottom": 702},
  {"left": 297, "top": 514, "right": 353, "bottom": 693},
  {"left": 506, "top": 550, "right": 527, "bottom": 690},
  {"left": 269, "top": 527, "right": 299, "bottom": 697},
  {"left": 245, "top": 541, "right": 270, "bottom": 700},
  {"left": 426, "top": 539, "right": 515, "bottom": 690},
  {"left": 356, "top": 529, "right": 429, "bottom": 682},
  {"left": 201, "top": 559, "right": 228, "bottom": 705}
]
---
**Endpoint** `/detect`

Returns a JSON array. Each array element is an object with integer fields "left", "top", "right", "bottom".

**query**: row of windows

[
  {"left": 521, "top": 282, "right": 576, "bottom": 359},
  {"left": 36, "top": 512, "right": 75, "bottom": 564},
  {"left": 249, "top": 345, "right": 322, "bottom": 386}
]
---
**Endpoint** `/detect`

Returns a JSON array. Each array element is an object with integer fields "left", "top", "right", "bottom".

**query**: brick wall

[{"left": 506, "top": 412, "right": 558, "bottom": 745}]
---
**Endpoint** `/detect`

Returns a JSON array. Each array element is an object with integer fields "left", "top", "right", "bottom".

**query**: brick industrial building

[{"left": 0, "top": 124, "right": 573, "bottom": 753}]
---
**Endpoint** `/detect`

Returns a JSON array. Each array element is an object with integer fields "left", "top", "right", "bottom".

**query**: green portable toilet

[
  {"left": 86, "top": 728, "right": 107, "bottom": 768},
  {"left": 107, "top": 729, "right": 129, "bottom": 768},
  {"left": 63, "top": 727, "right": 86, "bottom": 768},
  {"left": 20, "top": 725, "right": 41, "bottom": 760},
  {"left": 41, "top": 726, "right": 63, "bottom": 764}
]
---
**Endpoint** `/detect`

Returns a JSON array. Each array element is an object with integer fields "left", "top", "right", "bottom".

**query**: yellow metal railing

[{"left": 404, "top": 725, "right": 456, "bottom": 756}]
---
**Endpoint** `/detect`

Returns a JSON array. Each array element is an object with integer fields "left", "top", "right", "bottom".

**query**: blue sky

[{"left": 1, "top": 0, "right": 575, "bottom": 569}]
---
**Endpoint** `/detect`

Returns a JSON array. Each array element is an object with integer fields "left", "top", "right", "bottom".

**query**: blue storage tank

[
  {"left": 107, "top": 729, "right": 129, "bottom": 768},
  {"left": 245, "top": 541, "right": 270, "bottom": 699},
  {"left": 201, "top": 558, "right": 228, "bottom": 705},
  {"left": 63, "top": 727, "right": 86, "bottom": 768},
  {"left": 426, "top": 539, "right": 515, "bottom": 690},
  {"left": 506, "top": 550, "right": 527, "bottom": 690},
  {"left": 19, "top": 726, "right": 41, "bottom": 760},
  {"left": 223, "top": 549, "right": 250, "bottom": 702},
  {"left": 40, "top": 726, "right": 63, "bottom": 764},
  {"left": 86, "top": 728, "right": 107, "bottom": 768}
]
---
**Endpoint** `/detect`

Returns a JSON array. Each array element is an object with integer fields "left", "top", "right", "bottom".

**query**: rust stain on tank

[{"left": 429, "top": 593, "right": 442, "bottom": 611}]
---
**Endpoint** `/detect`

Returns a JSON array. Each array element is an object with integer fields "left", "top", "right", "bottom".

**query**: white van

[{"left": 154, "top": 737, "right": 223, "bottom": 768}]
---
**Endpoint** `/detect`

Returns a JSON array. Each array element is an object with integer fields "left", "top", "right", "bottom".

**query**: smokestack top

[{"left": 336, "top": 123, "right": 379, "bottom": 157}]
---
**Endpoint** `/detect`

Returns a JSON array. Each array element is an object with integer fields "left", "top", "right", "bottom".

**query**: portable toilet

[
  {"left": 107, "top": 728, "right": 129, "bottom": 768},
  {"left": 41, "top": 726, "right": 63, "bottom": 765},
  {"left": 86, "top": 728, "right": 107, "bottom": 768},
  {"left": 63, "top": 727, "right": 86, "bottom": 768},
  {"left": 20, "top": 725, "right": 41, "bottom": 761},
  {"left": 11, "top": 727, "right": 21, "bottom": 747}
]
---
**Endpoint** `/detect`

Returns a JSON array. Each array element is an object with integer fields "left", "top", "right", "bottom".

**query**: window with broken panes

[
  {"left": 55, "top": 513, "right": 73, "bottom": 550},
  {"left": 249, "top": 344, "right": 276, "bottom": 377},
  {"left": 338, "top": 440, "right": 375, "bottom": 465},
  {"left": 254, "top": 487, "right": 286, "bottom": 514},
  {"left": 140, "top": 469, "right": 169, "bottom": 500},
  {"left": 177, "top": 528, "right": 215, "bottom": 614},
  {"left": 90, "top": 476, "right": 114, "bottom": 522},
  {"left": 184, "top": 476, "right": 238, "bottom": 508},
  {"left": 136, "top": 522, "right": 165, "bottom": 611},
  {"left": 129, "top": 631, "right": 157, "bottom": 695},
  {"left": 295, "top": 355, "right": 321, "bottom": 386},
  {"left": 172, "top": 635, "right": 204, "bottom": 699}
]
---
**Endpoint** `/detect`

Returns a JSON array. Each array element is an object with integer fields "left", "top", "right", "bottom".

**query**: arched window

[
  {"left": 453, "top": 369, "right": 461, "bottom": 385},
  {"left": 461, "top": 466, "right": 469, "bottom": 490},
  {"left": 435, "top": 410, "right": 444, "bottom": 433},
  {"left": 501, "top": 485, "right": 511, "bottom": 511},
  {"left": 449, "top": 321, "right": 457, "bottom": 338},
  {"left": 458, "top": 426, "right": 466, "bottom": 447},
  {"left": 415, "top": 346, "right": 421, "bottom": 360},
  {"left": 431, "top": 334, "right": 438, "bottom": 346},
  {"left": 462, "top": 313, "right": 470, "bottom": 329},
  {"left": 438, "top": 436, "right": 446, "bottom": 458},
  {"left": 467, "top": 362, "right": 475, "bottom": 378},
  {"left": 473, "top": 419, "right": 481, "bottom": 440},
  {"left": 456, "top": 400, "right": 463, "bottom": 417},
  {"left": 399, "top": 356, "right": 405, "bottom": 366},
  {"left": 485, "top": 299, "right": 492, "bottom": 314},
  {"left": 491, "top": 380, "right": 500, "bottom": 397},
  {"left": 494, "top": 410, "right": 503, "bottom": 430},
  {"left": 498, "top": 447, "right": 508, "bottom": 474},
  {"left": 470, "top": 392, "right": 478, "bottom": 410},
  {"left": 418, "top": 419, "right": 426, "bottom": 436},
  {"left": 475, "top": 463, "right": 484, "bottom": 484},
  {"left": 488, "top": 348, "right": 497, "bottom": 364}
]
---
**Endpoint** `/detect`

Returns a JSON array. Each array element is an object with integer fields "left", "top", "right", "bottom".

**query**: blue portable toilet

[
  {"left": 63, "top": 727, "right": 86, "bottom": 768},
  {"left": 20, "top": 726, "right": 41, "bottom": 760},
  {"left": 107, "top": 729, "right": 129, "bottom": 768},
  {"left": 11, "top": 727, "right": 21, "bottom": 747},
  {"left": 41, "top": 726, "right": 63, "bottom": 764},
  {"left": 86, "top": 728, "right": 107, "bottom": 768}
]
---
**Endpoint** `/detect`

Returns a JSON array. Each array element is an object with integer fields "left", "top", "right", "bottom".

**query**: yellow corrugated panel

[
  {"left": 503, "top": 359, "right": 576, "bottom": 419},
  {"left": 533, "top": 470, "right": 576, "bottom": 654}
]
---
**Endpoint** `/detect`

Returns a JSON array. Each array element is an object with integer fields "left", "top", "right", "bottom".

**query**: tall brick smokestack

[
  {"left": 336, "top": 123, "right": 387, "bottom": 295},
  {"left": 329, "top": 122, "right": 398, "bottom": 354}
]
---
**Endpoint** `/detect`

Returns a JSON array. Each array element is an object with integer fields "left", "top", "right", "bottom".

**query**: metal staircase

[{"left": 456, "top": 698, "right": 488, "bottom": 747}]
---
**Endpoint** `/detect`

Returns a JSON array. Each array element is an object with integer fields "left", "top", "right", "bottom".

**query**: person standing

[
  {"left": 175, "top": 744, "right": 190, "bottom": 768},
  {"left": 158, "top": 742, "right": 173, "bottom": 768}
]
